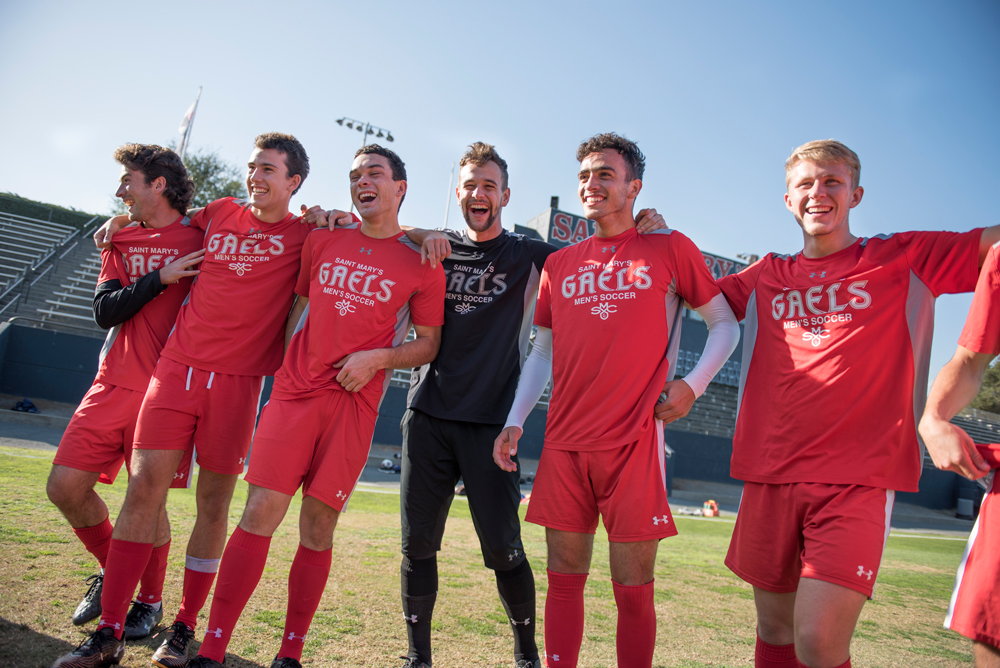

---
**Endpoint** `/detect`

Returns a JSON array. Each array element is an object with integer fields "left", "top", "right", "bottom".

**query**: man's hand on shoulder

[
  {"left": 918, "top": 415, "right": 990, "bottom": 481},
  {"left": 636, "top": 208, "right": 668, "bottom": 234},
  {"left": 94, "top": 215, "right": 131, "bottom": 250},
  {"left": 300, "top": 205, "right": 356, "bottom": 230},
  {"left": 654, "top": 379, "right": 695, "bottom": 423},
  {"left": 421, "top": 231, "right": 452, "bottom": 269},
  {"left": 333, "top": 349, "right": 386, "bottom": 392},
  {"left": 159, "top": 249, "right": 205, "bottom": 285},
  {"left": 493, "top": 427, "right": 521, "bottom": 472}
]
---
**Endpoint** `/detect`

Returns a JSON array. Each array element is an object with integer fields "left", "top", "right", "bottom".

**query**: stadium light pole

[{"left": 335, "top": 117, "right": 395, "bottom": 212}]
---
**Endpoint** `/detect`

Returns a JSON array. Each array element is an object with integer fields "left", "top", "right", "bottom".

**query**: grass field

[{"left": 0, "top": 445, "right": 975, "bottom": 667}]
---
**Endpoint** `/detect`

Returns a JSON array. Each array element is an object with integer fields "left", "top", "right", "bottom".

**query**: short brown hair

[
  {"left": 356, "top": 144, "right": 407, "bottom": 209},
  {"left": 785, "top": 140, "right": 861, "bottom": 189},
  {"left": 113, "top": 144, "right": 194, "bottom": 215},
  {"left": 254, "top": 132, "right": 309, "bottom": 195},
  {"left": 576, "top": 132, "right": 645, "bottom": 182},
  {"left": 459, "top": 142, "right": 509, "bottom": 189}
]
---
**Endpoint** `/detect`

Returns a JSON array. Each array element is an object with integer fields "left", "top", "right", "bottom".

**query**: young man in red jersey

[
  {"left": 188, "top": 144, "right": 445, "bottom": 668},
  {"left": 919, "top": 244, "right": 1000, "bottom": 668},
  {"left": 52, "top": 133, "right": 314, "bottom": 668},
  {"left": 495, "top": 133, "right": 740, "bottom": 668},
  {"left": 717, "top": 139, "right": 1000, "bottom": 668},
  {"left": 47, "top": 144, "right": 204, "bottom": 638}
]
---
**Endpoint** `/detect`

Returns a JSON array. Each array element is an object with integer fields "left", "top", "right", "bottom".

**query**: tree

[
  {"left": 970, "top": 359, "right": 1000, "bottom": 414},
  {"left": 107, "top": 145, "right": 244, "bottom": 215}
]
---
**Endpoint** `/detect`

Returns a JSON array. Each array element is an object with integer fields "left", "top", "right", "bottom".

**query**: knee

[
  {"left": 756, "top": 614, "right": 794, "bottom": 646},
  {"left": 46, "top": 469, "right": 86, "bottom": 509},
  {"left": 548, "top": 551, "right": 589, "bottom": 574},
  {"left": 794, "top": 622, "right": 842, "bottom": 667},
  {"left": 299, "top": 515, "right": 337, "bottom": 551}
]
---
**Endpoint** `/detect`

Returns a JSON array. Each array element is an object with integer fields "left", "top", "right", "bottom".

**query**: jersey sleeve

[
  {"left": 408, "top": 265, "right": 446, "bottom": 327},
  {"left": 187, "top": 197, "right": 233, "bottom": 231},
  {"left": 529, "top": 240, "right": 558, "bottom": 272},
  {"left": 534, "top": 265, "right": 553, "bottom": 328},
  {"left": 717, "top": 260, "right": 763, "bottom": 322},
  {"left": 295, "top": 233, "right": 315, "bottom": 298},
  {"left": 901, "top": 229, "right": 981, "bottom": 296},
  {"left": 666, "top": 231, "right": 721, "bottom": 309},
  {"left": 958, "top": 243, "right": 1000, "bottom": 355},
  {"left": 97, "top": 248, "right": 125, "bottom": 286}
]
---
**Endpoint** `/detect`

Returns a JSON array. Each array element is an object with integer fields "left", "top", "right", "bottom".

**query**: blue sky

[{"left": 2, "top": 0, "right": 998, "bottom": 381}]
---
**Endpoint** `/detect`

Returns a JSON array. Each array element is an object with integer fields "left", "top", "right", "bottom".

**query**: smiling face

[
  {"left": 784, "top": 160, "right": 864, "bottom": 242},
  {"left": 458, "top": 161, "right": 509, "bottom": 236},
  {"left": 115, "top": 166, "right": 161, "bottom": 222},
  {"left": 350, "top": 153, "right": 406, "bottom": 219},
  {"left": 577, "top": 149, "right": 641, "bottom": 222},
  {"left": 246, "top": 147, "right": 300, "bottom": 216}
]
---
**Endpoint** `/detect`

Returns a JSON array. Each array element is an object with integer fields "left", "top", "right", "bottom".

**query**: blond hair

[{"left": 785, "top": 140, "right": 861, "bottom": 189}]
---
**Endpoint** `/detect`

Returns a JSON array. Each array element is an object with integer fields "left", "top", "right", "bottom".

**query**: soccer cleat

[
  {"left": 398, "top": 656, "right": 431, "bottom": 668},
  {"left": 123, "top": 600, "right": 163, "bottom": 639},
  {"left": 51, "top": 627, "right": 124, "bottom": 668},
  {"left": 187, "top": 656, "right": 225, "bottom": 668},
  {"left": 270, "top": 657, "right": 302, "bottom": 668},
  {"left": 515, "top": 660, "right": 540, "bottom": 668},
  {"left": 72, "top": 573, "right": 104, "bottom": 626},
  {"left": 151, "top": 622, "right": 195, "bottom": 668}
]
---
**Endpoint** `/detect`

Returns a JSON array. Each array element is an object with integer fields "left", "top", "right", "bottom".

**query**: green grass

[{"left": 0, "top": 445, "right": 977, "bottom": 667}]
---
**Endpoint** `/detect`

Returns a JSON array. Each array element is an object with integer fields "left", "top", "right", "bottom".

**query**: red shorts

[
  {"left": 54, "top": 382, "right": 193, "bottom": 488},
  {"left": 525, "top": 423, "right": 676, "bottom": 542},
  {"left": 946, "top": 445, "right": 1000, "bottom": 647},
  {"left": 726, "top": 482, "right": 894, "bottom": 597},
  {"left": 134, "top": 357, "right": 263, "bottom": 476},
  {"left": 245, "top": 390, "right": 376, "bottom": 512}
]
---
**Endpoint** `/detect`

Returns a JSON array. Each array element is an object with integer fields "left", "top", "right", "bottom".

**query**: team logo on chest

[
  {"left": 772, "top": 279, "right": 872, "bottom": 348},
  {"left": 455, "top": 303, "right": 476, "bottom": 314},
  {"left": 334, "top": 300, "right": 357, "bottom": 316},
  {"left": 590, "top": 302, "right": 617, "bottom": 320}
]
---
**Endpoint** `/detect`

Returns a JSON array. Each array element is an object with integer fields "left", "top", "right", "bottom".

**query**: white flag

[{"left": 178, "top": 101, "right": 197, "bottom": 134}]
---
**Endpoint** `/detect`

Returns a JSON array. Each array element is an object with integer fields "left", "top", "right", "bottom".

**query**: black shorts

[{"left": 400, "top": 408, "right": 526, "bottom": 571}]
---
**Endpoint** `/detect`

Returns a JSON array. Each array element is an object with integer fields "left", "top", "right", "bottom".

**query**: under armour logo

[
  {"left": 404, "top": 614, "right": 418, "bottom": 623},
  {"left": 652, "top": 515, "right": 670, "bottom": 525},
  {"left": 857, "top": 566, "right": 873, "bottom": 580},
  {"left": 510, "top": 617, "right": 531, "bottom": 626},
  {"left": 208, "top": 627, "right": 223, "bottom": 638},
  {"left": 99, "top": 621, "right": 121, "bottom": 630},
  {"left": 601, "top": 245, "right": 617, "bottom": 253},
  {"left": 547, "top": 652, "right": 561, "bottom": 662},
  {"left": 287, "top": 632, "right": 306, "bottom": 642},
  {"left": 810, "top": 271, "right": 827, "bottom": 279},
  {"left": 173, "top": 472, "right": 185, "bottom": 480},
  {"left": 336, "top": 490, "right": 347, "bottom": 500},
  {"left": 359, "top": 247, "right": 373, "bottom": 255},
  {"left": 508, "top": 550, "right": 521, "bottom": 561},
  {"left": 238, "top": 457, "right": 246, "bottom": 466},
  {"left": 247, "top": 228, "right": 260, "bottom": 235}
]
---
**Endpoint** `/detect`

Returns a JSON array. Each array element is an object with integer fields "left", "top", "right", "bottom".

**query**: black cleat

[
  {"left": 51, "top": 627, "right": 124, "bottom": 667},
  {"left": 123, "top": 600, "right": 163, "bottom": 639},
  {"left": 270, "top": 658, "right": 302, "bottom": 668},
  {"left": 398, "top": 657, "right": 431, "bottom": 668},
  {"left": 72, "top": 574, "right": 104, "bottom": 626},
  {"left": 152, "top": 621, "right": 195, "bottom": 668},
  {"left": 187, "top": 657, "right": 225, "bottom": 668},
  {"left": 515, "top": 660, "right": 541, "bottom": 668}
]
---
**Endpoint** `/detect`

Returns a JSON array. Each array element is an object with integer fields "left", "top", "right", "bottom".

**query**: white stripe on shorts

[{"left": 944, "top": 474, "right": 994, "bottom": 629}]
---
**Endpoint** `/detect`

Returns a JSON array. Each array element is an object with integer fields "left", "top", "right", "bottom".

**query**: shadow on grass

[{"left": 0, "top": 615, "right": 76, "bottom": 668}]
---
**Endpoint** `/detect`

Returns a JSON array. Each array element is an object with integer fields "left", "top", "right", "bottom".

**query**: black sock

[
  {"left": 495, "top": 558, "right": 538, "bottom": 662},
  {"left": 401, "top": 555, "right": 438, "bottom": 664}
]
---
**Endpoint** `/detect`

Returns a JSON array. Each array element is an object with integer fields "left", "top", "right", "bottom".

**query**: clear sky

[{"left": 2, "top": 0, "right": 998, "bottom": 382}]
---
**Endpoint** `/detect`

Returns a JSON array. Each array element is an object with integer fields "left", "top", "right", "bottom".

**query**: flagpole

[{"left": 177, "top": 87, "right": 202, "bottom": 161}]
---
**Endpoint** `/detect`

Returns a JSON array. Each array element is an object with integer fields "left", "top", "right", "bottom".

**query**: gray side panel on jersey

[
  {"left": 292, "top": 302, "right": 309, "bottom": 338},
  {"left": 663, "top": 277, "right": 683, "bottom": 382},
  {"left": 906, "top": 270, "right": 936, "bottom": 461},
  {"left": 647, "top": 228, "right": 674, "bottom": 236},
  {"left": 735, "top": 290, "right": 758, "bottom": 420},
  {"left": 98, "top": 325, "right": 122, "bottom": 367},
  {"left": 518, "top": 264, "right": 542, "bottom": 369},
  {"left": 377, "top": 302, "right": 414, "bottom": 412},
  {"left": 396, "top": 235, "right": 423, "bottom": 254}
]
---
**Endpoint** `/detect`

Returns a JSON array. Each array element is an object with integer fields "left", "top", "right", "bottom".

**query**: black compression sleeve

[{"left": 93, "top": 272, "right": 165, "bottom": 329}]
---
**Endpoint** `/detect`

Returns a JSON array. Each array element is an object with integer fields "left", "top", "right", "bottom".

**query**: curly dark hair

[
  {"left": 459, "top": 142, "right": 509, "bottom": 190},
  {"left": 254, "top": 132, "right": 310, "bottom": 195},
  {"left": 113, "top": 144, "right": 194, "bottom": 215},
  {"left": 575, "top": 132, "right": 645, "bottom": 182},
  {"left": 356, "top": 144, "right": 407, "bottom": 209}
]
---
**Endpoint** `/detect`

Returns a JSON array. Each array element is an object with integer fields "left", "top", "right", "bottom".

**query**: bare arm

[
  {"left": 333, "top": 324, "right": 441, "bottom": 393},
  {"left": 401, "top": 226, "right": 452, "bottom": 269},
  {"left": 93, "top": 215, "right": 131, "bottom": 250},
  {"left": 918, "top": 345, "right": 992, "bottom": 479},
  {"left": 284, "top": 295, "right": 308, "bottom": 352}
]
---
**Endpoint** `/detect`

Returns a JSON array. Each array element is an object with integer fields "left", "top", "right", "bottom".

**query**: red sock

[
  {"left": 198, "top": 528, "right": 271, "bottom": 663},
  {"left": 544, "top": 569, "right": 587, "bottom": 667},
  {"left": 73, "top": 517, "right": 113, "bottom": 569},
  {"left": 136, "top": 541, "right": 170, "bottom": 605},
  {"left": 278, "top": 544, "right": 332, "bottom": 661},
  {"left": 97, "top": 539, "right": 153, "bottom": 638},
  {"left": 175, "top": 566, "right": 218, "bottom": 630},
  {"left": 612, "top": 579, "right": 656, "bottom": 668},
  {"left": 756, "top": 634, "right": 798, "bottom": 667}
]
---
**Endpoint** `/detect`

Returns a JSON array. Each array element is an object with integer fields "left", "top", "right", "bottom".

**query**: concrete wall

[{"left": 0, "top": 322, "right": 102, "bottom": 403}]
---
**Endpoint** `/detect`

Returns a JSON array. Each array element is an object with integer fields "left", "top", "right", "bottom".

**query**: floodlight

[
  {"left": 336, "top": 118, "right": 344, "bottom": 126},
  {"left": 386, "top": 133, "right": 394, "bottom": 142},
  {"left": 346, "top": 121, "right": 354, "bottom": 129}
]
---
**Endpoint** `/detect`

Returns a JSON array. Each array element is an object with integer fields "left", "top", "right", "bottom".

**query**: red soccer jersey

[
  {"left": 535, "top": 227, "right": 720, "bottom": 450},
  {"left": 719, "top": 230, "right": 982, "bottom": 492},
  {"left": 159, "top": 197, "right": 315, "bottom": 376},
  {"left": 959, "top": 242, "right": 1000, "bottom": 356},
  {"left": 271, "top": 227, "right": 445, "bottom": 418},
  {"left": 96, "top": 216, "right": 203, "bottom": 392}
]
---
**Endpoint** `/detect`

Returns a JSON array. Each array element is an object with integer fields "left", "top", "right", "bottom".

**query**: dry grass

[{"left": 0, "top": 445, "right": 975, "bottom": 667}]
